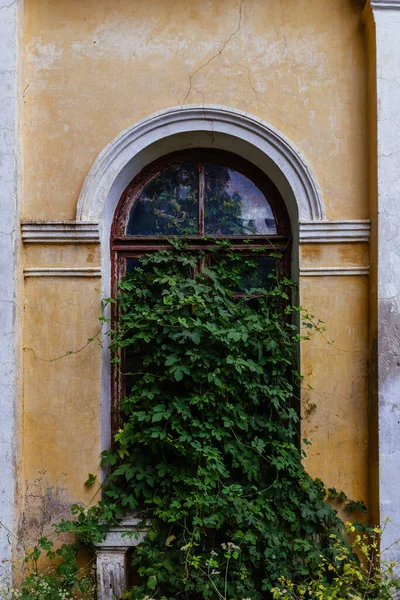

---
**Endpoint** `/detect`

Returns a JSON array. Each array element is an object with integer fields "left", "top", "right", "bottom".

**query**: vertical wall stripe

[
  {"left": 0, "top": 0, "right": 21, "bottom": 584},
  {"left": 364, "top": 0, "right": 400, "bottom": 564}
]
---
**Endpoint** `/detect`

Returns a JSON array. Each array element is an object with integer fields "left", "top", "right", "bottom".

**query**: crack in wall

[
  {"left": 236, "top": 62, "right": 271, "bottom": 113},
  {"left": 180, "top": 4, "right": 289, "bottom": 112},
  {"left": 182, "top": 0, "right": 244, "bottom": 103},
  {"left": 271, "top": 24, "right": 287, "bottom": 62},
  {"left": 0, "top": 0, "right": 17, "bottom": 10}
]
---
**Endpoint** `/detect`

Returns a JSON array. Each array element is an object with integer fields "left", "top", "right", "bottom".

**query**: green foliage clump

[
  {"left": 18, "top": 533, "right": 96, "bottom": 600},
  {"left": 100, "top": 244, "right": 348, "bottom": 599},
  {"left": 272, "top": 520, "right": 400, "bottom": 600}
]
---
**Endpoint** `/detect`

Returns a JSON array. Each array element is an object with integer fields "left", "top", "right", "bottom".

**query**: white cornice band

[
  {"left": 21, "top": 220, "right": 370, "bottom": 244},
  {"left": 370, "top": 0, "right": 400, "bottom": 9},
  {"left": 22, "top": 222, "right": 100, "bottom": 243},
  {"left": 299, "top": 220, "right": 370, "bottom": 243},
  {"left": 24, "top": 266, "right": 367, "bottom": 278},
  {"left": 300, "top": 266, "right": 369, "bottom": 277},
  {"left": 24, "top": 267, "right": 101, "bottom": 277}
]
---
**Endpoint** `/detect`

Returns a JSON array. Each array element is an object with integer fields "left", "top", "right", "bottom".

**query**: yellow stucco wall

[{"left": 20, "top": 0, "right": 370, "bottom": 539}]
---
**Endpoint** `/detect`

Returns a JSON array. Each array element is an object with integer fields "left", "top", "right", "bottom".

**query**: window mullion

[{"left": 199, "top": 162, "right": 204, "bottom": 236}]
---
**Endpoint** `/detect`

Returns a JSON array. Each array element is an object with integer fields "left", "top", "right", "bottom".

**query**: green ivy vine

[{"left": 95, "top": 241, "right": 353, "bottom": 599}]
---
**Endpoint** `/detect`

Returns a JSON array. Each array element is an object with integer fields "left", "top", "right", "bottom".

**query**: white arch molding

[
  {"left": 76, "top": 104, "right": 326, "bottom": 453},
  {"left": 77, "top": 104, "right": 325, "bottom": 226}
]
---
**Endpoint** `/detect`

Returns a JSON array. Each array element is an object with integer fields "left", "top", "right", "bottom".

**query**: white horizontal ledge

[
  {"left": 21, "top": 221, "right": 100, "bottom": 243},
  {"left": 299, "top": 220, "right": 370, "bottom": 243},
  {"left": 300, "top": 266, "right": 369, "bottom": 277},
  {"left": 94, "top": 517, "right": 147, "bottom": 549},
  {"left": 370, "top": 0, "right": 400, "bottom": 9},
  {"left": 24, "top": 267, "right": 101, "bottom": 277},
  {"left": 22, "top": 220, "right": 369, "bottom": 244},
  {"left": 25, "top": 266, "right": 369, "bottom": 278}
]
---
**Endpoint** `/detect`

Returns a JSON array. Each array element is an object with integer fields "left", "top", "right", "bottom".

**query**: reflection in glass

[
  {"left": 204, "top": 165, "right": 277, "bottom": 236},
  {"left": 124, "top": 258, "right": 151, "bottom": 398},
  {"left": 126, "top": 258, "right": 141, "bottom": 274},
  {"left": 237, "top": 256, "right": 277, "bottom": 292},
  {"left": 127, "top": 163, "right": 199, "bottom": 236},
  {"left": 212, "top": 255, "right": 277, "bottom": 293}
]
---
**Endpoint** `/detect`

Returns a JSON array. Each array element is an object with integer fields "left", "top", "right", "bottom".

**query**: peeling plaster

[
  {"left": 26, "top": 39, "right": 63, "bottom": 71},
  {"left": 17, "top": 477, "right": 71, "bottom": 547}
]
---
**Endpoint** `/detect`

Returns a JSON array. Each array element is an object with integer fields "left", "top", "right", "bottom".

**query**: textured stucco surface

[
  {"left": 370, "top": 3, "right": 400, "bottom": 558},
  {"left": 300, "top": 243, "right": 369, "bottom": 270},
  {"left": 19, "top": 0, "right": 372, "bottom": 551},
  {"left": 22, "top": 0, "right": 368, "bottom": 221},
  {"left": 300, "top": 276, "right": 369, "bottom": 500},
  {"left": 23, "top": 276, "right": 103, "bottom": 481},
  {"left": 0, "top": 0, "right": 20, "bottom": 584}
]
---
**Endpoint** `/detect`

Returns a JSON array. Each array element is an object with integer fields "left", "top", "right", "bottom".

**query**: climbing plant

[
  {"left": 12, "top": 241, "right": 400, "bottom": 599},
  {"left": 98, "top": 241, "right": 352, "bottom": 599},
  {"left": 271, "top": 519, "right": 400, "bottom": 600}
]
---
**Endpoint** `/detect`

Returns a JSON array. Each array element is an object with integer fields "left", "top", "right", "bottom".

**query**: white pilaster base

[
  {"left": 94, "top": 516, "right": 146, "bottom": 600},
  {"left": 96, "top": 548, "right": 129, "bottom": 600}
]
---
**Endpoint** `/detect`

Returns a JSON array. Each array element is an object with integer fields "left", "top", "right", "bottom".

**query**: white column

[
  {"left": 96, "top": 547, "right": 130, "bottom": 600},
  {"left": 365, "top": 0, "right": 400, "bottom": 557},
  {"left": 94, "top": 517, "right": 146, "bottom": 599},
  {"left": 0, "top": 0, "right": 21, "bottom": 586}
]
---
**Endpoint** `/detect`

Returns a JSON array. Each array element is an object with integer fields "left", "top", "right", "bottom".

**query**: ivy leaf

[
  {"left": 171, "top": 364, "right": 190, "bottom": 381},
  {"left": 165, "top": 355, "right": 178, "bottom": 366},
  {"left": 84, "top": 473, "right": 97, "bottom": 487}
]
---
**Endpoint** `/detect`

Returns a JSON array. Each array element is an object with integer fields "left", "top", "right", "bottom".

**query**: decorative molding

[
  {"left": 370, "top": 0, "right": 400, "bottom": 9},
  {"left": 300, "top": 266, "right": 369, "bottom": 277},
  {"left": 94, "top": 516, "right": 146, "bottom": 600},
  {"left": 94, "top": 517, "right": 146, "bottom": 549},
  {"left": 76, "top": 105, "right": 328, "bottom": 463},
  {"left": 95, "top": 549, "right": 128, "bottom": 600},
  {"left": 24, "top": 267, "right": 101, "bottom": 278},
  {"left": 21, "top": 220, "right": 369, "bottom": 245},
  {"left": 21, "top": 221, "right": 100, "bottom": 243},
  {"left": 363, "top": 0, "right": 400, "bottom": 24},
  {"left": 299, "top": 220, "right": 370, "bottom": 243},
  {"left": 76, "top": 104, "right": 326, "bottom": 224}
]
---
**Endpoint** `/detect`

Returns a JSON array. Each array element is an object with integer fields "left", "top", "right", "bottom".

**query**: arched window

[{"left": 111, "top": 149, "right": 291, "bottom": 434}]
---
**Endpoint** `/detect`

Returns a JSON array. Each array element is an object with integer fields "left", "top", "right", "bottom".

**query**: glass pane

[
  {"left": 204, "top": 164, "right": 277, "bottom": 236},
  {"left": 126, "top": 257, "right": 142, "bottom": 274},
  {"left": 211, "top": 255, "right": 277, "bottom": 293},
  {"left": 124, "top": 258, "right": 146, "bottom": 398},
  {"left": 238, "top": 256, "right": 277, "bottom": 291},
  {"left": 127, "top": 162, "right": 199, "bottom": 235}
]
